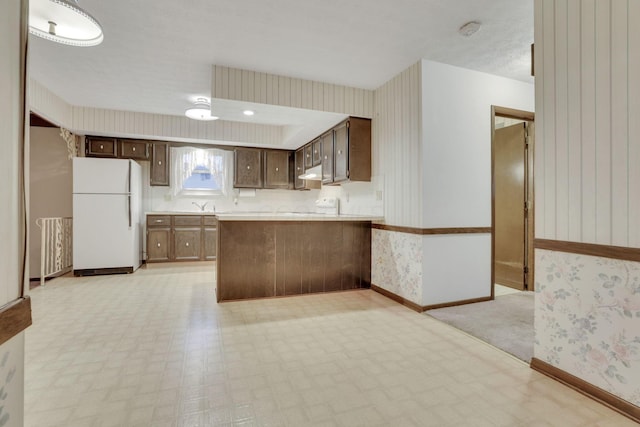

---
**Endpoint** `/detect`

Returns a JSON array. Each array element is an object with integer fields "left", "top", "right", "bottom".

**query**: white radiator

[{"left": 36, "top": 217, "right": 73, "bottom": 286}]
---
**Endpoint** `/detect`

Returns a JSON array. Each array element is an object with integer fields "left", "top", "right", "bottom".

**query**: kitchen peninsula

[{"left": 215, "top": 213, "right": 379, "bottom": 302}]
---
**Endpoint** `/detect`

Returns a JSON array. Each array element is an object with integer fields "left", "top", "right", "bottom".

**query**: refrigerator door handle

[{"left": 127, "top": 161, "right": 132, "bottom": 228}]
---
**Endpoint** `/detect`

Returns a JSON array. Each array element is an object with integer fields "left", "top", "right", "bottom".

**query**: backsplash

[{"left": 142, "top": 161, "right": 383, "bottom": 216}]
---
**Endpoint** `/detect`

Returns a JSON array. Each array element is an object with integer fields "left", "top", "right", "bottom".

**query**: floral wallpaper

[
  {"left": 535, "top": 249, "right": 640, "bottom": 406},
  {"left": 0, "top": 348, "right": 17, "bottom": 427},
  {"left": 371, "top": 229, "right": 422, "bottom": 305}
]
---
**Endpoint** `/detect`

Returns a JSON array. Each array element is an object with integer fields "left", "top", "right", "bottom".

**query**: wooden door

[
  {"left": 494, "top": 123, "right": 527, "bottom": 290},
  {"left": 333, "top": 122, "right": 348, "bottom": 183},
  {"left": 320, "top": 131, "right": 334, "bottom": 184},
  {"left": 234, "top": 147, "right": 263, "bottom": 188},
  {"left": 147, "top": 228, "right": 171, "bottom": 262},
  {"left": 173, "top": 228, "right": 202, "bottom": 261},
  {"left": 264, "top": 150, "right": 290, "bottom": 189},
  {"left": 150, "top": 142, "right": 170, "bottom": 186},
  {"left": 294, "top": 148, "right": 305, "bottom": 189}
]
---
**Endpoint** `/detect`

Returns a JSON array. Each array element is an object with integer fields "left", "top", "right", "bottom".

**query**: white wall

[
  {"left": 29, "top": 126, "right": 73, "bottom": 279},
  {"left": 0, "top": 0, "right": 26, "bottom": 424},
  {"left": 419, "top": 60, "right": 534, "bottom": 305},
  {"left": 421, "top": 59, "right": 535, "bottom": 228},
  {"left": 535, "top": 0, "right": 640, "bottom": 248}
]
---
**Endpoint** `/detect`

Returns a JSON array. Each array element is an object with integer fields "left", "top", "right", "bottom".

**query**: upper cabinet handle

[
  {"left": 247, "top": 165, "right": 251, "bottom": 170},
  {"left": 133, "top": 146, "right": 136, "bottom": 151},
  {"left": 100, "top": 144, "right": 104, "bottom": 150},
  {"left": 158, "top": 161, "right": 162, "bottom": 165},
  {"left": 275, "top": 167, "right": 279, "bottom": 172}
]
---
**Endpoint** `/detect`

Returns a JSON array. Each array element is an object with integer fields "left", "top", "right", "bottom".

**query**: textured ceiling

[{"left": 29, "top": 0, "right": 533, "bottom": 125}]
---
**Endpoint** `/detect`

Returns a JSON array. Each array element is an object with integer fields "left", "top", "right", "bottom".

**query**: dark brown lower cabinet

[
  {"left": 147, "top": 228, "right": 171, "bottom": 262},
  {"left": 216, "top": 221, "right": 371, "bottom": 302},
  {"left": 147, "top": 215, "right": 217, "bottom": 262}
]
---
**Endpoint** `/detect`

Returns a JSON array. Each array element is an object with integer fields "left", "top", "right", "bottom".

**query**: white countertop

[
  {"left": 146, "top": 211, "right": 382, "bottom": 221},
  {"left": 215, "top": 213, "right": 383, "bottom": 221}
]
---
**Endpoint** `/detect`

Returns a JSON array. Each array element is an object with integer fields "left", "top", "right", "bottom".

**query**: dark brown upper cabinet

[
  {"left": 323, "top": 117, "right": 372, "bottom": 185},
  {"left": 320, "top": 131, "right": 334, "bottom": 185},
  {"left": 294, "top": 147, "right": 305, "bottom": 190},
  {"left": 150, "top": 142, "right": 170, "bottom": 186},
  {"left": 312, "top": 139, "right": 322, "bottom": 166},
  {"left": 86, "top": 137, "right": 117, "bottom": 158},
  {"left": 120, "top": 140, "right": 149, "bottom": 160},
  {"left": 234, "top": 147, "right": 263, "bottom": 188},
  {"left": 264, "top": 149, "right": 291, "bottom": 189}
]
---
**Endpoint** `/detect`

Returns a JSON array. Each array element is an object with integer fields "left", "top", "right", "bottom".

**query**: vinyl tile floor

[{"left": 25, "top": 263, "right": 635, "bottom": 427}]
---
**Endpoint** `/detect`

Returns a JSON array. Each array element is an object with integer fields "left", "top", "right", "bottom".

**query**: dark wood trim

[
  {"left": 423, "top": 296, "right": 493, "bottom": 311},
  {"left": 535, "top": 239, "right": 640, "bottom": 263},
  {"left": 30, "top": 113, "right": 57, "bottom": 128},
  {"left": 371, "top": 285, "right": 494, "bottom": 313},
  {"left": 493, "top": 106, "right": 535, "bottom": 121},
  {"left": 370, "top": 284, "right": 424, "bottom": 312},
  {"left": 530, "top": 358, "right": 640, "bottom": 424},
  {"left": 372, "top": 224, "right": 491, "bottom": 235},
  {"left": 0, "top": 297, "right": 32, "bottom": 346}
]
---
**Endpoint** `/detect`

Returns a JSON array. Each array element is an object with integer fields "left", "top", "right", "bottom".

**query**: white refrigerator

[{"left": 73, "top": 157, "right": 142, "bottom": 275}]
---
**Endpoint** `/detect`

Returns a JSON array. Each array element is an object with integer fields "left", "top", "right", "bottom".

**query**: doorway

[{"left": 492, "top": 106, "right": 534, "bottom": 294}]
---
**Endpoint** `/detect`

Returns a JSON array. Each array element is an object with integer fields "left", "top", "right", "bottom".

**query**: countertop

[{"left": 146, "top": 211, "right": 383, "bottom": 222}]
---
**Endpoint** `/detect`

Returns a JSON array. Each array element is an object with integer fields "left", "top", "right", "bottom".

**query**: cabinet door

[
  {"left": 147, "top": 228, "right": 171, "bottom": 262},
  {"left": 333, "top": 122, "right": 349, "bottom": 183},
  {"left": 264, "top": 150, "right": 290, "bottom": 189},
  {"left": 294, "top": 148, "right": 305, "bottom": 190},
  {"left": 120, "top": 140, "right": 149, "bottom": 160},
  {"left": 86, "top": 137, "right": 117, "bottom": 158},
  {"left": 320, "top": 131, "right": 334, "bottom": 184},
  {"left": 304, "top": 143, "right": 313, "bottom": 169},
  {"left": 234, "top": 147, "right": 263, "bottom": 188},
  {"left": 312, "top": 139, "right": 322, "bottom": 166},
  {"left": 173, "top": 228, "right": 202, "bottom": 261},
  {"left": 151, "top": 142, "right": 170, "bottom": 186},
  {"left": 204, "top": 227, "right": 217, "bottom": 260}
]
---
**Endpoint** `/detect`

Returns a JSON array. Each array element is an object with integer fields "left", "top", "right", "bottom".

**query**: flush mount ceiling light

[
  {"left": 243, "top": 110, "right": 255, "bottom": 116},
  {"left": 458, "top": 20, "right": 481, "bottom": 37},
  {"left": 185, "top": 98, "right": 219, "bottom": 121},
  {"left": 29, "top": 0, "right": 104, "bottom": 47}
]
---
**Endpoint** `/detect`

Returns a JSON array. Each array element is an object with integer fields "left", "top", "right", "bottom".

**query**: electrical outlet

[{"left": 375, "top": 190, "right": 383, "bottom": 201}]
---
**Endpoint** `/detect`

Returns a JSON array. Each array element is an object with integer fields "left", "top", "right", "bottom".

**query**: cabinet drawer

[
  {"left": 174, "top": 216, "right": 202, "bottom": 226},
  {"left": 147, "top": 215, "right": 171, "bottom": 227},
  {"left": 203, "top": 216, "right": 218, "bottom": 226}
]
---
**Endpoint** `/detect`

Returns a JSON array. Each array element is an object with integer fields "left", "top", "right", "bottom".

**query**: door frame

[{"left": 491, "top": 106, "right": 535, "bottom": 297}]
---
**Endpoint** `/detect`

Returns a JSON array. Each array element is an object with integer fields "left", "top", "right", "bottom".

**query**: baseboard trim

[
  {"left": 370, "top": 285, "right": 493, "bottom": 313},
  {"left": 370, "top": 284, "right": 425, "bottom": 312},
  {"left": 422, "top": 296, "right": 493, "bottom": 311},
  {"left": 0, "top": 296, "right": 32, "bottom": 346},
  {"left": 535, "top": 239, "right": 640, "bottom": 263},
  {"left": 372, "top": 224, "right": 492, "bottom": 235},
  {"left": 530, "top": 358, "right": 640, "bottom": 423}
]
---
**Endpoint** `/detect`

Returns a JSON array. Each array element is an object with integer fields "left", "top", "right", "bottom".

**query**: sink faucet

[{"left": 192, "top": 201, "right": 208, "bottom": 212}]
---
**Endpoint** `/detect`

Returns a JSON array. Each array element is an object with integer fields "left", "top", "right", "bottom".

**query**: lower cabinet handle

[
  {"left": 100, "top": 144, "right": 104, "bottom": 150},
  {"left": 275, "top": 167, "right": 279, "bottom": 171},
  {"left": 157, "top": 243, "right": 161, "bottom": 247},
  {"left": 186, "top": 242, "right": 189, "bottom": 247}
]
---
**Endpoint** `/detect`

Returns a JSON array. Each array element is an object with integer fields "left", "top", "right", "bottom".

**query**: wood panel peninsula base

[{"left": 216, "top": 219, "right": 372, "bottom": 302}]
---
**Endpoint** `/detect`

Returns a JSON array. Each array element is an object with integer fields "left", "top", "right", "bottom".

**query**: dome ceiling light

[
  {"left": 185, "top": 98, "right": 219, "bottom": 121},
  {"left": 458, "top": 21, "right": 481, "bottom": 38},
  {"left": 29, "top": 0, "right": 104, "bottom": 47}
]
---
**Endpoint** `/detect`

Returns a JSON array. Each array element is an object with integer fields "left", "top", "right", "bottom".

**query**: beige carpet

[{"left": 426, "top": 292, "right": 534, "bottom": 362}]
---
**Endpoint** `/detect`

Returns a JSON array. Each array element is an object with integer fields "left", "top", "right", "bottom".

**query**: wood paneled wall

[
  {"left": 535, "top": 0, "right": 640, "bottom": 247},
  {"left": 373, "top": 61, "right": 423, "bottom": 227},
  {"left": 71, "top": 106, "right": 283, "bottom": 146},
  {"left": 28, "top": 79, "right": 73, "bottom": 128},
  {"left": 29, "top": 78, "right": 283, "bottom": 146},
  {"left": 211, "top": 66, "right": 375, "bottom": 118}
]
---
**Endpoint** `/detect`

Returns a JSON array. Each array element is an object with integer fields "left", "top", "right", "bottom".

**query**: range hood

[{"left": 298, "top": 164, "right": 322, "bottom": 180}]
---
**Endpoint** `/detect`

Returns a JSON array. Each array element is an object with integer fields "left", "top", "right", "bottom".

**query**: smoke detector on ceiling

[{"left": 458, "top": 21, "right": 481, "bottom": 37}]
